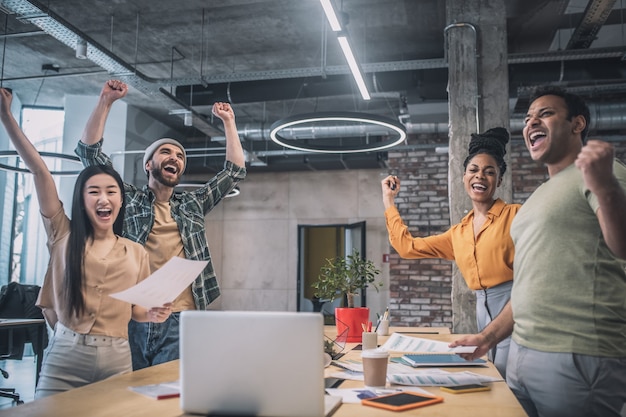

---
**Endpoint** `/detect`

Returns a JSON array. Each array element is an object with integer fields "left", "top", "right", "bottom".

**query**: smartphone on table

[
  {"left": 440, "top": 384, "right": 491, "bottom": 394},
  {"left": 361, "top": 391, "right": 444, "bottom": 411}
]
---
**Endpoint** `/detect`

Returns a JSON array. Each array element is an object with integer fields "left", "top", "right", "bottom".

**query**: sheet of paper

[
  {"left": 380, "top": 333, "right": 476, "bottom": 354},
  {"left": 451, "top": 345, "right": 478, "bottom": 353},
  {"left": 110, "top": 257, "right": 208, "bottom": 309},
  {"left": 388, "top": 370, "right": 503, "bottom": 387},
  {"left": 328, "top": 365, "right": 502, "bottom": 387},
  {"left": 332, "top": 359, "right": 412, "bottom": 374},
  {"left": 128, "top": 380, "right": 180, "bottom": 399}
]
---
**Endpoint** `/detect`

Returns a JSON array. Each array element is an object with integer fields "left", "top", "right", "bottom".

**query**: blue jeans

[{"left": 128, "top": 312, "right": 181, "bottom": 370}]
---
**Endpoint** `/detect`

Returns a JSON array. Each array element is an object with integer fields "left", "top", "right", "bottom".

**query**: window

[{"left": 1, "top": 107, "right": 64, "bottom": 285}]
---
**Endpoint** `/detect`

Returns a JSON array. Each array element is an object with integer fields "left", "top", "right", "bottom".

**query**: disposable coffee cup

[
  {"left": 361, "top": 348, "right": 389, "bottom": 389},
  {"left": 377, "top": 319, "right": 390, "bottom": 336},
  {"left": 362, "top": 331, "right": 378, "bottom": 350}
]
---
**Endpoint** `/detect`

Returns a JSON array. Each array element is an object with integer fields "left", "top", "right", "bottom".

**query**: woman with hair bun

[{"left": 381, "top": 127, "right": 520, "bottom": 378}]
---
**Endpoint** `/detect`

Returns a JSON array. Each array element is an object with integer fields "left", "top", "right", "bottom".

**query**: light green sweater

[{"left": 510, "top": 161, "right": 626, "bottom": 357}]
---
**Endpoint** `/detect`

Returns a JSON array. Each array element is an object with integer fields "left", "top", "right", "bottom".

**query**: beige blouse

[{"left": 36, "top": 206, "right": 150, "bottom": 339}]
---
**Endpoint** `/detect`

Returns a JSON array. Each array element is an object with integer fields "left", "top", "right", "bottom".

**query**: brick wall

[{"left": 387, "top": 135, "right": 626, "bottom": 328}]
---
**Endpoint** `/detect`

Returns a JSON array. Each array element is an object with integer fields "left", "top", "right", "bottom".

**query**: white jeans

[
  {"left": 507, "top": 340, "right": 626, "bottom": 417},
  {"left": 35, "top": 322, "right": 131, "bottom": 398}
]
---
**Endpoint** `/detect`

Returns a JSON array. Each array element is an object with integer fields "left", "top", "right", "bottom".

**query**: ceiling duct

[
  {"left": 232, "top": 100, "right": 626, "bottom": 143},
  {"left": 175, "top": 72, "right": 418, "bottom": 105},
  {"left": 2, "top": 0, "right": 626, "bottom": 156},
  {"left": 1, "top": 0, "right": 141, "bottom": 87},
  {"left": 0, "top": 0, "right": 226, "bottom": 136}
]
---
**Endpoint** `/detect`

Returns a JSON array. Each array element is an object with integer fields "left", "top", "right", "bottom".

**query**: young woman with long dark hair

[{"left": 0, "top": 88, "right": 171, "bottom": 398}]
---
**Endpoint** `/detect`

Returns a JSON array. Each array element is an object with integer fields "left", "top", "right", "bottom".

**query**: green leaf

[{"left": 311, "top": 249, "right": 381, "bottom": 307}]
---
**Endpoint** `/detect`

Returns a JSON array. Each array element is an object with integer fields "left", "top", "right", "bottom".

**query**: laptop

[{"left": 180, "top": 310, "right": 341, "bottom": 417}]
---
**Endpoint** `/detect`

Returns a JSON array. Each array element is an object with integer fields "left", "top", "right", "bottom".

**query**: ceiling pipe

[
  {"left": 510, "top": 101, "right": 626, "bottom": 133},
  {"left": 444, "top": 22, "right": 480, "bottom": 133},
  {"left": 1, "top": 0, "right": 623, "bottom": 94},
  {"left": 4, "top": 0, "right": 625, "bottom": 90},
  {"left": 233, "top": 101, "right": 626, "bottom": 142},
  {"left": 4, "top": 0, "right": 626, "bottom": 146}
]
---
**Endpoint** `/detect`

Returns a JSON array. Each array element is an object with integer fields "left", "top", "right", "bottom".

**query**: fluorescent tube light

[
  {"left": 337, "top": 35, "right": 370, "bottom": 100},
  {"left": 320, "top": 0, "right": 342, "bottom": 31}
]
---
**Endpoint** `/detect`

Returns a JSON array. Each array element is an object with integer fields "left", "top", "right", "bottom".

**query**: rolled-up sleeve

[{"left": 74, "top": 139, "right": 113, "bottom": 167}]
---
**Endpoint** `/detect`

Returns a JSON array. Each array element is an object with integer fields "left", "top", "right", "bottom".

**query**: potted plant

[{"left": 312, "top": 249, "right": 382, "bottom": 342}]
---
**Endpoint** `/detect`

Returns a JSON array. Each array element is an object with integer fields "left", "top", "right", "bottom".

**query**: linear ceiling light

[
  {"left": 337, "top": 35, "right": 370, "bottom": 100},
  {"left": 319, "top": 0, "right": 370, "bottom": 100},
  {"left": 320, "top": 0, "right": 342, "bottom": 31}
]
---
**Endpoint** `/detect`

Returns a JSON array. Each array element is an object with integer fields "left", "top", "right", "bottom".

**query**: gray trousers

[
  {"left": 475, "top": 280, "right": 512, "bottom": 379},
  {"left": 507, "top": 339, "right": 626, "bottom": 417},
  {"left": 35, "top": 322, "right": 132, "bottom": 398}
]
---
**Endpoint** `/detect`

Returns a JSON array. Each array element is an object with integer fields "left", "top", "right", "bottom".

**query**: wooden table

[
  {"left": 0, "top": 318, "right": 47, "bottom": 384},
  {"left": 325, "top": 333, "right": 525, "bottom": 416},
  {"left": 1, "top": 330, "right": 526, "bottom": 417}
]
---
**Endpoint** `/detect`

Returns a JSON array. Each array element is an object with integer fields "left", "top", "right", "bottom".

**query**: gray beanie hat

[{"left": 143, "top": 138, "right": 187, "bottom": 174}]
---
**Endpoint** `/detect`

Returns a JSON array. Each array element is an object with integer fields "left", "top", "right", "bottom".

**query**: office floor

[{"left": 0, "top": 356, "right": 36, "bottom": 410}]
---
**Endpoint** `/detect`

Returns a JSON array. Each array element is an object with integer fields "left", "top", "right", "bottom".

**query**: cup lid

[{"left": 361, "top": 347, "right": 389, "bottom": 358}]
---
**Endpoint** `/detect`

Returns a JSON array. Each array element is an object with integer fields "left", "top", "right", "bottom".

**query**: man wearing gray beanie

[{"left": 75, "top": 80, "right": 246, "bottom": 370}]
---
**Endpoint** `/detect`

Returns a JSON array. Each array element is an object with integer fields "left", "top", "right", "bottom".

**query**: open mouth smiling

[
  {"left": 96, "top": 208, "right": 112, "bottom": 218},
  {"left": 471, "top": 183, "right": 487, "bottom": 191},
  {"left": 529, "top": 131, "right": 546, "bottom": 146},
  {"left": 163, "top": 164, "right": 178, "bottom": 174}
]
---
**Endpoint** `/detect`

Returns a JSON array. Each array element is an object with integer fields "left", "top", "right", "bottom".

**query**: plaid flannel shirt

[{"left": 75, "top": 139, "right": 246, "bottom": 309}]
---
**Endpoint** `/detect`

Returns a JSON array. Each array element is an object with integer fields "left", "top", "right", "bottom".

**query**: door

[{"left": 297, "top": 221, "right": 366, "bottom": 321}]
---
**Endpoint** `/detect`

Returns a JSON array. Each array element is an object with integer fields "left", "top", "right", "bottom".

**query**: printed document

[
  {"left": 380, "top": 333, "right": 476, "bottom": 354},
  {"left": 110, "top": 257, "right": 208, "bottom": 309}
]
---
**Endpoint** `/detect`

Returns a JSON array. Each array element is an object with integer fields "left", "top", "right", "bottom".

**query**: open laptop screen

[{"left": 180, "top": 310, "right": 326, "bottom": 417}]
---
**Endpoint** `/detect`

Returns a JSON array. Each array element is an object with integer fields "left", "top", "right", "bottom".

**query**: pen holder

[
  {"left": 362, "top": 332, "right": 378, "bottom": 350},
  {"left": 376, "top": 319, "right": 390, "bottom": 336}
]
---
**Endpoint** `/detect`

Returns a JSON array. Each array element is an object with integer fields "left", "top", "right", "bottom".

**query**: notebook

[
  {"left": 401, "top": 353, "right": 487, "bottom": 367},
  {"left": 180, "top": 310, "right": 342, "bottom": 417}
]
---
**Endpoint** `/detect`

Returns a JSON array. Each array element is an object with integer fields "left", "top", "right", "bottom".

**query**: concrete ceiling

[{"left": 1, "top": 0, "right": 626, "bottom": 174}]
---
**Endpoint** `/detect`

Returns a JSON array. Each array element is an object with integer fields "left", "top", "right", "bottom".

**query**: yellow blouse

[{"left": 385, "top": 198, "right": 521, "bottom": 290}]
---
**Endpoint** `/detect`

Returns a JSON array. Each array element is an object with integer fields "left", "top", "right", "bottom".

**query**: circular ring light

[
  {"left": 0, "top": 150, "right": 83, "bottom": 176},
  {"left": 269, "top": 112, "right": 406, "bottom": 154}
]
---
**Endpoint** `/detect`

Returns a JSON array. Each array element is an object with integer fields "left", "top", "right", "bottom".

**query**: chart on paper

[{"left": 380, "top": 333, "right": 476, "bottom": 354}]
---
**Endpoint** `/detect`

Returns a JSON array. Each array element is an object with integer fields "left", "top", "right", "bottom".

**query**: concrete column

[{"left": 446, "top": 0, "right": 511, "bottom": 333}]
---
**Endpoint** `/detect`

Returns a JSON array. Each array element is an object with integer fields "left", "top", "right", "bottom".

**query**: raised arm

[
  {"left": 0, "top": 89, "right": 61, "bottom": 218},
  {"left": 381, "top": 175, "right": 400, "bottom": 210},
  {"left": 212, "top": 102, "right": 245, "bottom": 167},
  {"left": 575, "top": 140, "right": 626, "bottom": 259},
  {"left": 80, "top": 80, "right": 128, "bottom": 146}
]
